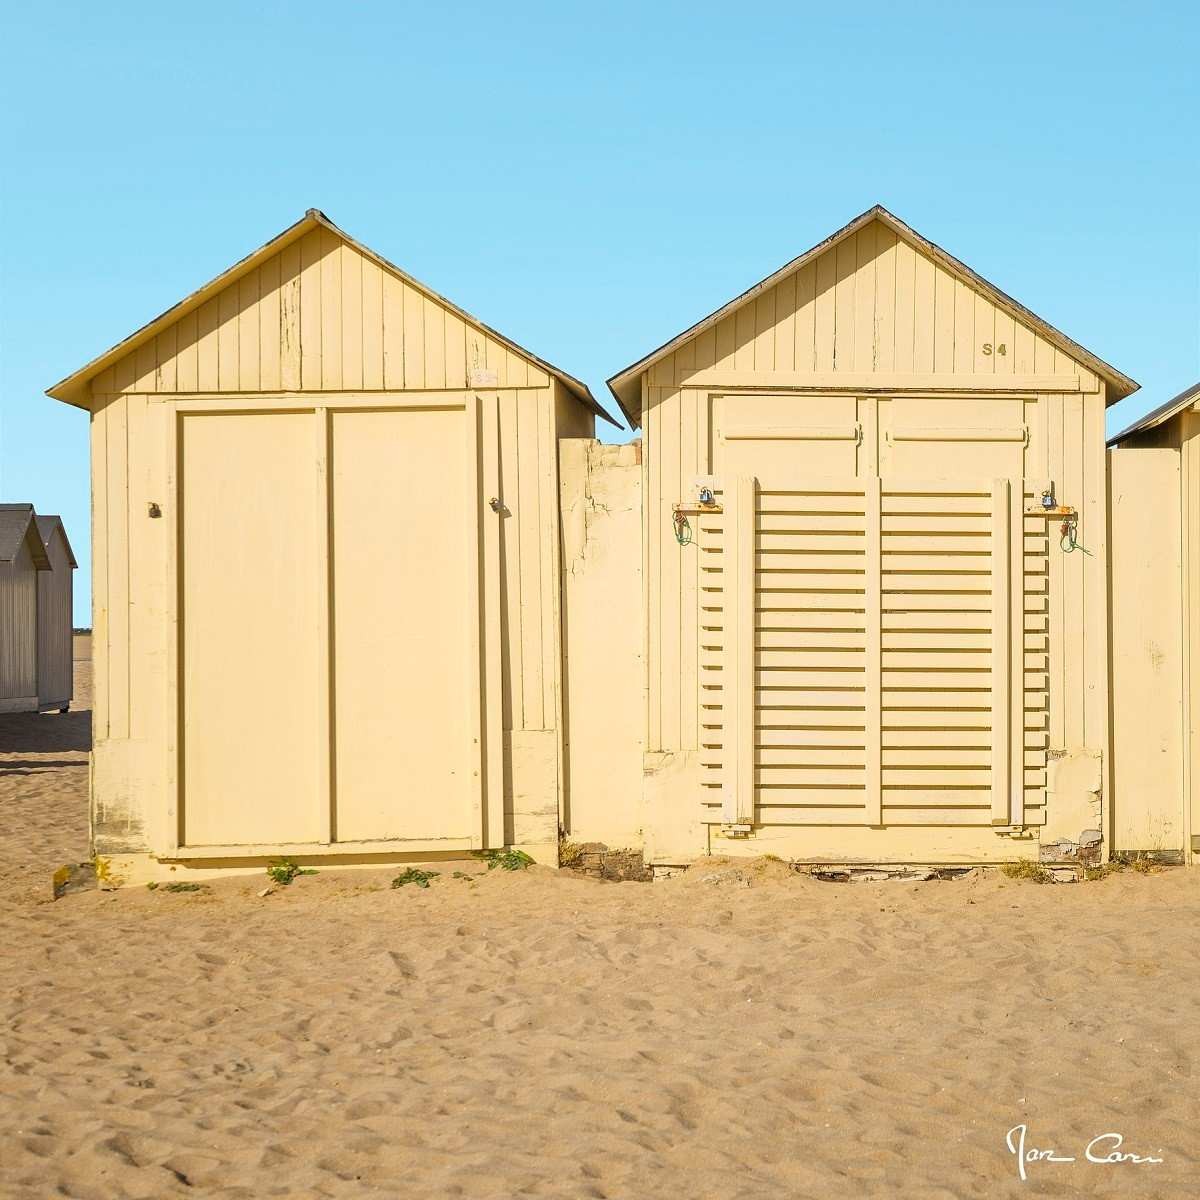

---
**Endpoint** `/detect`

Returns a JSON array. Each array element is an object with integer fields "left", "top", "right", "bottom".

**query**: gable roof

[
  {"left": 607, "top": 204, "right": 1139, "bottom": 426},
  {"left": 34, "top": 515, "right": 78, "bottom": 568},
  {"left": 47, "top": 209, "right": 618, "bottom": 427},
  {"left": 0, "top": 505, "right": 51, "bottom": 568},
  {"left": 1108, "top": 380, "right": 1200, "bottom": 446}
]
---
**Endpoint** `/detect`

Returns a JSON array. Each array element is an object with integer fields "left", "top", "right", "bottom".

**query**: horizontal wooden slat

[
  {"left": 758, "top": 667, "right": 868, "bottom": 686},
  {"left": 758, "top": 630, "right": 865, "bottom": 650},
  {"left": 882, "top": 650, "right": 992, "bottom": 669},
  {"left": 882, "top": 748, "right": 990, "bottom": 767},
  {"left": 880, "top": 573, "right": 991, "bottom": 592},
  {"left": 756, "top": 593, "right": 868, "bottom": 611},
  {"left": 756, "top": 748, "right": 870, "bottom": 766},
  {"left": 882, "top": 513, "right": 992, "bottom": 533},
  {"left": 756, "top": 689, "right": 867, "bottom": 707},
  {"left": 882, "top": 495, "right": 991, "bottom": 515},
  {"left": 883, "top": 767, "right": 989, "bottom": 785},
  {"left": 883, "top": 631, "right": 992, "bottom": 649},
  {"left": 754, "top": 767, "right": 866, "bottom": 785},
  {"left": 757, "top": 552, "right": 866, "bottom": 572},
  {"left": 756, "top": 573, "right": 868, "bottom": 590},
  {"left": 882, "top": 711, "right": 994, "bottom": 729},
  {"left": 881, "top": 533, "right": 991, "bottom": 552},
  {"left": 753, "top": 727, "right": 869, "bottom": 746},
  {"left": 757, "top": 513, "right": 866, "bottom": 533},
  {"left": 757, "top": 611, "right": 868, "bottom": 630},
  {"left": 882, "top": 730, "right": 992, "bottom": 748},
  {"left": 757, "top": 533, "right": 866, "bottom": 552}
]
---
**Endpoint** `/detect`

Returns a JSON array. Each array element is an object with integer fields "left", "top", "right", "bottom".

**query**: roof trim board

[
  {"left": 1108, "top": 380, "right": 1200, "bottom": 446},
  {"left": 606, "top": 204, "right": 1139, "bottom": 426},
  {"left": 46, "top": 210, "right": 619, "bottom": 428}
]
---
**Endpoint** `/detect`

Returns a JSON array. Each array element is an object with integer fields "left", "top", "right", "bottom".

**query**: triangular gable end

[
  {"left": 608, "top": 205, "right": 1138, "bottom": 426},
  {"left": 47, "top": 211, "right": 618, "bottom": 427},
  {"left": 35, "top": 515, "right": 78, "bottom": 568}
]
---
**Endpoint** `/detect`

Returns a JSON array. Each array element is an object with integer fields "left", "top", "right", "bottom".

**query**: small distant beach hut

[
  {"left": 0, "top": 504, "right": 51, "bottom": 713},
  {"left": 35, "top": 515, "right": 77, "bottom": 712}
]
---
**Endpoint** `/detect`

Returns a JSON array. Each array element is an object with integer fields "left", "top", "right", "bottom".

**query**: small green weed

[
  {"left": 1083, "top": 862, "right": 1124, "bottom": 882},
  {"left": 474, "top": 848, "right": 535, "bottom": 871},
  {"left": 162, "top": 882, "right": 204, "bottom": 893},
  {"left": 1000, "top": 860, "right": 1053, "bottom": 884},
  {"left": 145, "top": 882, "right": 158, "bottom": 890},
  {"left": 392, "top": 867, "right": 440, "bottom": 889},
  {"left": 266, "top": 858, "right": 317, "bottom": 886}
]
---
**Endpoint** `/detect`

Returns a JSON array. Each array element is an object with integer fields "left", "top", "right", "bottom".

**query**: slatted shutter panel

[{"left": 699, "top": 477, "right": 1049, "bottom": 829}]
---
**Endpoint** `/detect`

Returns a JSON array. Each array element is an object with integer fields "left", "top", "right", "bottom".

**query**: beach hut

[
  {"left": 34, "top": 515, "right": 77, "bottom": 712},
  {"left": 1108, "top": 381, "right": 1200, "bottom": 863},
  {"left": 47, "top": 209, "right": 613, "bottom": 877},
  {"left": 0, "top": 504, "right": 51, "bottom": 712},
  {"left": 606, "top": 205, "right": 1138, "bottom": 867}
]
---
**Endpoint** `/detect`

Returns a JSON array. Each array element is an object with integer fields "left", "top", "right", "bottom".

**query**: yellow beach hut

[
  {"left": 47, "top": 210, "right": 613, "bottom": 879},
  {"left": 607, "top": 205, "right": 1138, "bottom": 868}
]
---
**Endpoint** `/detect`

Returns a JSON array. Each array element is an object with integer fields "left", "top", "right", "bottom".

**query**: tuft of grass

[
  {"left": 1000, "top": 860, "right": 1053, "bottom": 884},
  {"left": 558, "top": 839, "right": 586, "bottom": 870},
  {"left": 162, "top": 881, "right": 204, "bottom": 893},
  {"left": 474, "top": 848, "right": 535, "bottom": 872},
  {"left": 1083, "top": 862, "right": 1124, "bottom": 882},
  {"left": 266, "top": 858, "right": 317, "bottom": 886},
  {"left": 392, "top": 867, "right": 439, "bottom": 889},
  {"left": 145, "top": 882, "right": 159, "bottom": 890}
]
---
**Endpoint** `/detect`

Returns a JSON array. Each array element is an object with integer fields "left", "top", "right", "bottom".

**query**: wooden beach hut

[
  {"left": 47, "top": 209, "right": 613, "bottom": 878},
  {"left": 34, "top": 515, "right": 77, "bottom": 713},
  {"left": 0, "top": 504, "right": 51, "bottom": 713},
  {"left": 607, "top": 205, "right": 1138, "bottom": 867},
  {"left": 1108, "top": 381, "right": 1200, "bottom": 863}
]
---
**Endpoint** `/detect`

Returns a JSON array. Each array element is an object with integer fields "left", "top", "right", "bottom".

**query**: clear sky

[{"left": 2, "top": 1, "right": 1197, "bottom": 622}]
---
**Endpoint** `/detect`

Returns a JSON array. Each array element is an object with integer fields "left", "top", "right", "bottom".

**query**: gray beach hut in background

[{"left": 0, "top": 504, "right": 75, "bottom": 713}]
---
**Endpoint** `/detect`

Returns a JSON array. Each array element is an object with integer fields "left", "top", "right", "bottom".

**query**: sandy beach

[{"left": 1, "top": 646, "right": 1197, "bottom": 1198}]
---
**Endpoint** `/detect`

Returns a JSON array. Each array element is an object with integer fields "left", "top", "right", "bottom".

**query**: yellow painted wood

[
  {"left": 864, "top": 476, "right": 882, "bottom": 825},
  {"left": 721, "top": 476, "right": 756, "bottom": 824},
  {"left": 990, "top": 479, "right": 1011, "bottom": 824},
  {"left": 64, "top": 216, "right": 596, "bottom": 869},
  {"left": 179, "top": 412, "right": 322, "bottom": 846}
]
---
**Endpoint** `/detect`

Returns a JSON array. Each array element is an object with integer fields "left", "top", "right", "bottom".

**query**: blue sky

[{"left": 2, "top": 1, "right": 1197, "bottom": 622}]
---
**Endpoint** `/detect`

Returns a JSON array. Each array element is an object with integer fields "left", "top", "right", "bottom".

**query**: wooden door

[
  {"left": 175, "top": 396, "right": 503, "bottom": 853},
  {"left": 179, "top": 411, "right": 324, "bottom": 847},
  {"left": 699, "top": 475, "right": 1048, "bottom": 830},
  {"left": 330, "top": 405, "right": 483, "bottom": 844}
]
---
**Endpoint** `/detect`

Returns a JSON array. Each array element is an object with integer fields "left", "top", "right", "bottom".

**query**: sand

[{"left": 2, "top": 647, "right": 1198, "bottom": 1197}]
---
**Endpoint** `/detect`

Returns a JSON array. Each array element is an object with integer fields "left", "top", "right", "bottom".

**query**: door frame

[{"left": 163, "top": 391, "right": 505, "bottom": 856}]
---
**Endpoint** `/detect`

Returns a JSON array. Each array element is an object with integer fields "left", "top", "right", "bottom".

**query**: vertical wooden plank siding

[
  {"left": 90, "top": 407, "right": 109, "bottom": 739},
  {"left": 464, "top": 392, "right": 485, "bottom": 849},
  {"left": 990, "top": 479, "right": 1012, "bottom": 824},
  {"left": 314, "top": 408, "right": 333, "bottom": 843},
  {"left": 863, "top": 476, "right": 882, "bottom": 827},
  {"left": 481, "top": 394, "right": 505, "bottom": 847},
  {"left": 106, "top": 396, "right": 130, "bottom": 739},
  {"left": 721, "top": 475, "right": 756, "bottom": 824}
]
